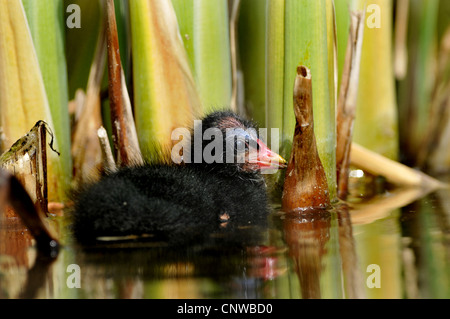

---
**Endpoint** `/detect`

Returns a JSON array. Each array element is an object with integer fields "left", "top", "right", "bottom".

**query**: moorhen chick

[{"left": 72, "top": 111, "right": 286, "bottom": 246}]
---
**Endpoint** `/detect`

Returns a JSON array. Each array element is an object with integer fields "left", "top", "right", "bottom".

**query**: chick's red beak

[{"left": 255, "top": 139, "right": 287, "bottom": 169}]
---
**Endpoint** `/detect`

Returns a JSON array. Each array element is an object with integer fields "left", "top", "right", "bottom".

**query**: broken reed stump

[
  {"left": 282, "top": 66, "right": 330, "bottom": 211},
  {"left": 98, "top": 126, "right": 117, "bottom": 173},
  {"left": 0, "top": 122, "right": 59, "bottom": 255},
  {"left": 0, "top": 121, "right": 57, "bottom": 215}
]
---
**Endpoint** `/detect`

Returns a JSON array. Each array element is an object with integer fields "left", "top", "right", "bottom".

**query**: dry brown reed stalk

[
  {"left": 105, "top": 0, "right": 143, "bottom": 167},
  {"left": 336, "top": 10, "right": 365, "bottom": 200},
  {"left": 350, "top": 143, "right": 446, "bottom": 190},
  {"left": 68, "top": 89, "right": 86, "bottom": 126},
  {"left": 336, "top": 206, "right": 366, "bottom": 299}
]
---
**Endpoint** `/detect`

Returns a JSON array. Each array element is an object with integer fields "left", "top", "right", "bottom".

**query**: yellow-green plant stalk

[
  {"left": 353, "top": 0, "right": 398, "bottom": 160},
  {"left": 130, "top": 0, "right": 201, "bottom": 156},
  {"left": 282, "top": 0, "right": 337, "bottom": 198},
  {"left": 397, "top": 0, "right": 439, "bottom": 164},
  {"left": 23, "top": 0, "right": 71, "bottom": 192},
  {"left": 172, "top": 0, "right": 232, "bottom": 114},
  {"left": 238, "top": 0, "right": 267, "bottom": 127},
  {"left": 0, "top": 0, "right": 64, "bottom": 201},
  {"left": 171, "top": 0, "right": 195, "bottom": 69},
  {"left": 264, "top": 0, "right": 286, "bottom": 195}
]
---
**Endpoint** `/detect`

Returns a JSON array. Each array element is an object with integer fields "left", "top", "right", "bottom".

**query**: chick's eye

[{"left": 235, "top": 138, "right": 248, "bottom": 152}]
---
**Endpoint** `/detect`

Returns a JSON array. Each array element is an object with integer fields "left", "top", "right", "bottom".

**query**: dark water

[{"left": 0, "top": 181, "right": 449, "bottom": 299}]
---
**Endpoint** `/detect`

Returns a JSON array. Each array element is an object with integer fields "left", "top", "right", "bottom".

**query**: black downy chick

[{"left": 72, "top": 111, "right": 286, "bottom": 246}]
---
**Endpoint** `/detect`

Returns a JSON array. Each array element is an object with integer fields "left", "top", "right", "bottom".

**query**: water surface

[{"left": 0, "top": 179, "right": 449, "bottom": 299}]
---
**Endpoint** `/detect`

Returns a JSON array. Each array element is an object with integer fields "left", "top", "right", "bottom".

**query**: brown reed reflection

[
  {"left": 282, "top": 209, "right": 331, "bottom": 299},
  {"left": 336, "top": 205, "right": 365, "bottom": 299},
  {"left": 282, "top": 205, "right": 366, "bottom": 299}
]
